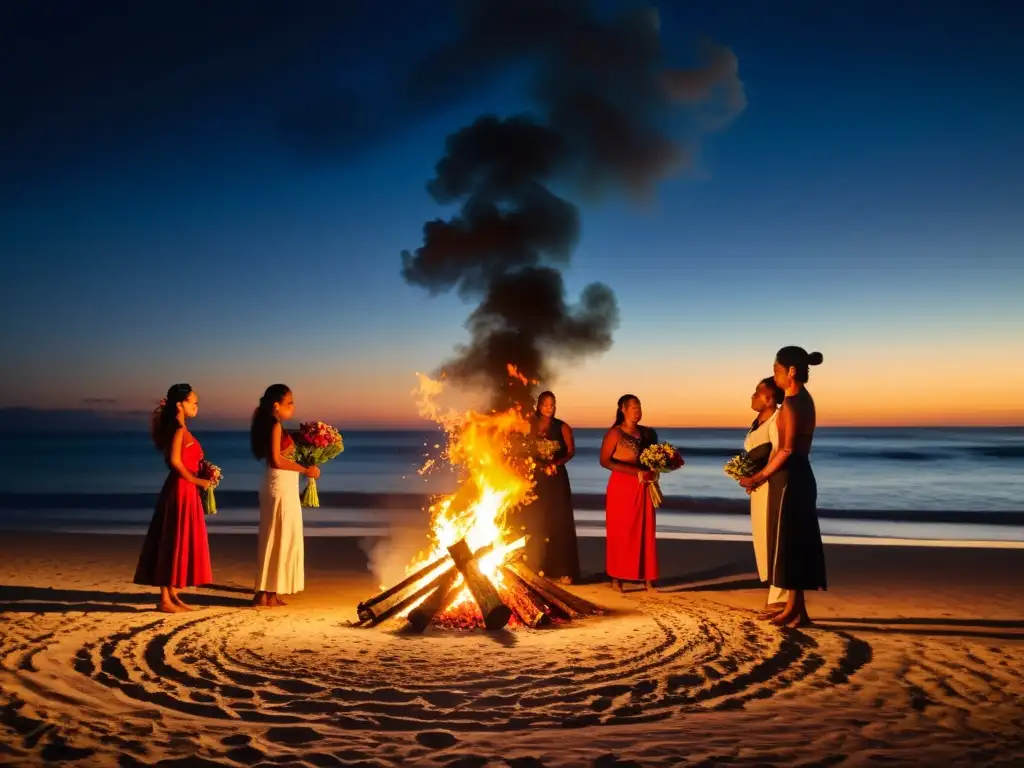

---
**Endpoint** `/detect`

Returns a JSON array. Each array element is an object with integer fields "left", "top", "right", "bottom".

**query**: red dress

[
  {"left": 134, "top": 434, "right": 213, "bottom": 588},
  {"left": 605, "top": 427, "right": 659, "bottom": 581}
]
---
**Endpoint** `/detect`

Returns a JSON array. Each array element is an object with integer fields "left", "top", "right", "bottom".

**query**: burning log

[
  {"left": 355, "top": 533, "right": 603, "bottom": 633},
  {"left": 405, "top": 569, "right": 461, "bottom": 633},
  {"left": 406, "top": 538, "right": 527, "bottom": 633},
  {"left": 447, "top": 539, "right": 512, "bottom": 630},
  {"left": 357, "top": 540, "right": 500, "bottom": 629},
  {"left": 356, "top": 552, "right": 454, "bottom": 625},
  {"left": 356, "top": 481, "right": 496, "bottom": 624},
  {"left": 363, "top": 562, "right": 458, "bottom": 627},
  {"left": 506, "top": 561, "right": 603, "bottom": 618},
  {"left": 498, "top": 565, "right": 548, "bottom": 628}
]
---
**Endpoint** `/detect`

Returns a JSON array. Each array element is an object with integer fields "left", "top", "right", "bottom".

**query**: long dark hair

[
  {"left": 250, "top": 384, "right": 291, "bottom": 460},
  {"left": 614, "top": 394, "right": 638, "bottom": 426},
  {"left": 535, "top": 390, "right": 555, "bottom": 417},
  {"left": 760, "top": 376, "right": 785, "bottom": 406},
  {"left": 776, "top": 346, "right": 824, "bottom": 384},
  {"left": 150, "top": 383, "right": 193, "bottom": 452}
]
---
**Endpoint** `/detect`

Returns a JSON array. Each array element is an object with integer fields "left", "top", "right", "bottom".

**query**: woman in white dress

[
  {"left": 743, "top": 377, "right": 788, "bottom": 617},
  {"left": 249, "top": 384, "right": 319, "bottom": 607}
]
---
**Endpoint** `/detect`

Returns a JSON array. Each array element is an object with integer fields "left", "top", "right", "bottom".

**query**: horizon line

[
  {"left": 2, "top": 423, "right": 1022, "bottom": 432},
  {"left": 1, "top": 407, "right": 1021, "bottom": 431}
]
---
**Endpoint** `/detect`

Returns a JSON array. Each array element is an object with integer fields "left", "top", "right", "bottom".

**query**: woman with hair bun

[
  {"left": 134, "top": 383, "right": 214, "bottom": 613},
  {"left": 740, "top": 347, "right": 827, "bottom": 627}
]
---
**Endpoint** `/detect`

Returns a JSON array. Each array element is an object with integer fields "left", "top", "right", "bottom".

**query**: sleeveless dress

[
  {"left": 744, "top": 411, "right": 778, "bottom": 583},
  {"left": 745, "top": 411, "right": 789, "bottom": 604},
  {"left": 255, "top": 430, "right": 305, "bottom": 595},
  {"left": 520, "top": 417, "right": 581, "bottom": 581},
  {"left": 767, "top": 451, "right": 827, "bottom": 592},
  {"left": 605, "top": 426, "right": 659, "bottom": 581},
  {"left": 134, "top": 434, "right": 213, "bottom": 588}
]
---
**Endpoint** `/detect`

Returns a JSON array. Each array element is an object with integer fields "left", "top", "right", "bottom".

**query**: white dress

[
  {"left": 255, "top": 468, "right": 305, "bottom": 594},
  {"left": 744, "top": 411, "right": 788, "bottom": 605}
]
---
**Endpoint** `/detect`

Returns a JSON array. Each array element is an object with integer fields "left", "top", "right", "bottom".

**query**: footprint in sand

[
  {"left": 262, "top": 725, "right": 325, "bottom": 745},
  {"left": 415, "top": 730, "right": 459, "bottom": 749}
]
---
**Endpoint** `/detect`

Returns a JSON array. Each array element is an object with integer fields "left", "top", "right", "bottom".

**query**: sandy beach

[{"left": 1, "top": 532, "right": 1023, "bottom": 767}]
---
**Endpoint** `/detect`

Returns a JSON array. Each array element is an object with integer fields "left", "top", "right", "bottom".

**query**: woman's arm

[
  {"left": 742, "top": 404, "right": 795, "bottom": 488},
  {"left": 554, "top": 423, "right": 576, "bottom": 466},
  {"left": 268, "top": 422, "right": 319, "bottom": 476},
  {"left": 599, "top": 428, "right": 650, "bottom": 478},
  {"left": 168, "top": 428, "right": 210, "bottom": 489}
]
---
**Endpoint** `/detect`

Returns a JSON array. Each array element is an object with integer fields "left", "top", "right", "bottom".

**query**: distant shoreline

[
  {"left": 3, "top": 490, "right": 1023, "bottom": 527},
  {"left": 2, "top": 425, "right": 1024, "bottom": 433}
]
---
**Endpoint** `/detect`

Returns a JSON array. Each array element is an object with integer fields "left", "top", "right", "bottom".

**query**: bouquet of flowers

[
  {"left": 638, "top": 442, "right": 685, "bottom": 508},
  {"left": 197, "top": 460, "right": 223, "bottom": 515},
  {"left": 723, "top": 444, "right": 772, "bottom": 482},
  {"left": 534, "top": 438, "right": 561, "bottom": 461},
  {"left": 532, "top": 438, "right": 562, "bottom": 477},
  {"left": 291, "top": 421, "right": 345, "bottom": 508}
]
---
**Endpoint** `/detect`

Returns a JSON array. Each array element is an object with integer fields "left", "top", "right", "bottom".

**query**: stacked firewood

[{"left": 354, "top": 537, "right": 603, "bottom": 633}]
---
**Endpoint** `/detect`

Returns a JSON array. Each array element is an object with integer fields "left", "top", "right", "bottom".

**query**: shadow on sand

[
  {"left": 0, "top": 585, "right": 252, "bottom": 614},
  {"left": 653, "top": 560, "right": 762, "bottom": 593},
  {"left": 816, "top": 615, "right": 1024, "bottom": 641}
]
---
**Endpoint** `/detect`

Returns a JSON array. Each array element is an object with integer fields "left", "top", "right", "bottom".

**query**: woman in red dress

[
  {"left": 134, "top": 383, "right": 214, "bottom": 613},
  {"left": 600, "top": 394, "right": 659, "bottom": 592}
]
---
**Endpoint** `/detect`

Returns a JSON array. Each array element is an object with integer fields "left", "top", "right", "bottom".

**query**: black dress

[
  {"left": 767, "top": 453, "right": 827, "bottom": 591},
  {"left": 519, "top": 417, "right": 581, "bottom": 581}
]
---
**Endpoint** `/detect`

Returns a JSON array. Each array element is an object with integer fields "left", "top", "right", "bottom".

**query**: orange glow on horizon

[{"left": 11, "top": 338, "right": 1024, "bottom": 429}]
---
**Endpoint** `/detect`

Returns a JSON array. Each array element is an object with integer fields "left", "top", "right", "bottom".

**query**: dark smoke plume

[{"left": 401, "top": 1, "right": 745, "bottom": 409}]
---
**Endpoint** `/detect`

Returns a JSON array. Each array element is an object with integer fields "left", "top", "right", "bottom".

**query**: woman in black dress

[
  {"left": 740, "top": 346, "right": 827, "bottom": 628},
  {"left": 521, "top": 391, "right": 581, "bottom": 584}
]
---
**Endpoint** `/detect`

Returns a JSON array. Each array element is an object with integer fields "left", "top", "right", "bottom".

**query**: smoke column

[{"left": 401, "top": 1, "right": 745, "bottom": 409}]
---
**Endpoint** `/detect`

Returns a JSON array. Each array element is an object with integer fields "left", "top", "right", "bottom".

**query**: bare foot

[
  {"left": 171, "top": 593, "right": 193, "bottom": 612},
  {"left": 557, "top": 576, "right": 573, "bottom": 585},
  {"left": 770, "top": 608, "right": 812, "bottom": 628},
  {"left": 157, "top": 600, "right": 181, "bottom": 614},
  {"left": 271, "top": 594, "right": 288, "bottom": 607},
  {"left": 757, "top": 604, "right": 786, "bottom": 621},
  {"left": 252, "top": 591, "right": 271, "bottom": 608}
]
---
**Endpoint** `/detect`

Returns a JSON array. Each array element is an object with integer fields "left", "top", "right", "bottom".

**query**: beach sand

[{"left": 1, "top": 532, "right": 1023, "bottom": 766}]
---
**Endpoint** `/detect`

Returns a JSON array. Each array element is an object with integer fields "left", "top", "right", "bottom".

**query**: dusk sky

[{"left": 1, "top": 1, "right": 1021, "bottom": 429}]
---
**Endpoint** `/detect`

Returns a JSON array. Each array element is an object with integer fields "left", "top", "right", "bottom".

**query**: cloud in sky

[{"left": 1, "top": 2, "right": 745, "bottom": 187}]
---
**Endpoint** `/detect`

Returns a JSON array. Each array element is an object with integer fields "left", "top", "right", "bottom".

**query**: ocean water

[{"left": 2, "top": 427, "right": 1023, "bottom": 543}]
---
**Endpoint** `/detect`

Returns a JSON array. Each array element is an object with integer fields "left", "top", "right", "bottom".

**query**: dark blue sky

[{"left": 2, "top": 1, "right": 1021, "bottom": 427}]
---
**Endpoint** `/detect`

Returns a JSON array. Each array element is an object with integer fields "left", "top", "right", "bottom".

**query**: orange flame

[
  {"left": 506, "top": 363, "right": 539, "bottom": 387},
  {"left": 399, "top": 370, "right": 540, "bottom": 617},
  {"left": 506, "top": 363, "right": 529, "bottom": 386}
]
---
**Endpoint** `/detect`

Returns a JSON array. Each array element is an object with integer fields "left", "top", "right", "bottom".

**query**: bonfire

[{"left": 354, "top": 368, "right": 602, "bottom": 632}]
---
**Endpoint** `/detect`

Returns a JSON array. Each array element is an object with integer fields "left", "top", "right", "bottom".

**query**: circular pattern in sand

[
  {"left": 7, "top": 595, "right": 866, "bottom": 730},
  {"left": 3, "top": 591, "right": 1022, "bottom": 765}
]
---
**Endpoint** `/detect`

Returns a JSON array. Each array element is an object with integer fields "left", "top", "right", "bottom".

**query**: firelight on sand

[{"left": 354, "top": 370, "right": 603, "bottom": 631}]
